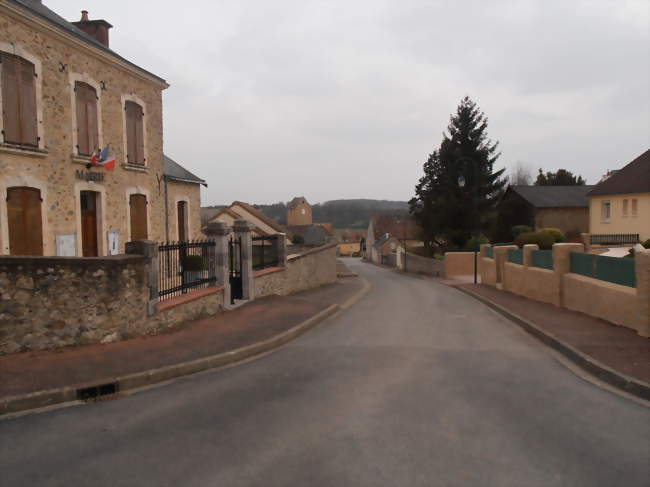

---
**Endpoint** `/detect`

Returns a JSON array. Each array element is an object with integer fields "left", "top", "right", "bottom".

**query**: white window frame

[
  {"left": 601, "top": 200, "right": 611, "bottom": 222},
  {"left": 622, "top": 199, "right": 628, "bottom": 217},
  {"left": 631, "top": 198, "right": 638, "bottom": 217},
  {"left": 69, "top": 72, "right": 103, "bottom": 160},
  {"left": 121, "top": 93, "right": 148, "bottom": 168},
  {"left": 0, "top": 42, "right": 45, "bottom": 150}
]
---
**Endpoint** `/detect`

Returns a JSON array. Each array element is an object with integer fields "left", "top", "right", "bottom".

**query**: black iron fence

[
  {"left": 252, "top": 235, "right": 279, "bottom": 270},
  {"left": 590, "top": 234, "right": 639, "bottom": 245},
  {"left": 158, "top": 240, "right": 217, "bottom": 301}
]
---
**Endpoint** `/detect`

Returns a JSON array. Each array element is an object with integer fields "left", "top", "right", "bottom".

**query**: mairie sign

[{"left": 75, "top": 169, "right": 105, "bottom": 182}]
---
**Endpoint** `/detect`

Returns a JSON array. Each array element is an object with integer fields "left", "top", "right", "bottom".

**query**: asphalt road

[{"left": 1, "top": 259, "right": 649, "bottom": 487}]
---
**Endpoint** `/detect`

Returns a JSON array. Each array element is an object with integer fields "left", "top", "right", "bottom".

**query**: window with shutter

[
  {"left": 74, "top": 81, "right": 99, "bottom": 156},
  {"left": 129, "top": 194, "right": 148, "bottom": 240},
  {"left": 7, "top": 187, "right": 44, "bottom": 256},
  {"left": 125, "top": 101, "right": 144, "bottom": 165},
  {"left": 0, "top": 52, "right": 38, "bottom": 146}
]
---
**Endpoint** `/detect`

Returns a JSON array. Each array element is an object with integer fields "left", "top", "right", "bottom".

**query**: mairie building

[{"left": 0, "top": 0, "right": 205, "bottom": 257}]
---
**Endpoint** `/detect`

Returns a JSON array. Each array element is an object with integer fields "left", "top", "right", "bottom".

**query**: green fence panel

[
  {"left": 570, "top": 252, "right": 636, "bottom": 288},
  {"left": 485, "top": 247, "right": 494, "bottom": 259},
  {"left": 508, "top": 248, "right": 523, "bottom": 265},
  {"left": 594, "top": 255, "right": 636, "bottom": 288},
  {"left": 531, "top": 250, "right": 553, "bottom": 270},
  {"left": 570, "top": 252, "right": 595, "bottom": 278}
]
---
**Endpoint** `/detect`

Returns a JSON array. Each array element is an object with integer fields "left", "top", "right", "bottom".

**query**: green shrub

[
  {"left": 291, "top": 235, "right": 304, "bottom": 244},
  {"left": 181, "top": 254, "right": 206, "bottom": 272},
  {"left": 514, "top": 231, "right": 555, "bottom": 250},
  {"left": 642, "top": 239, "right": 650, "bottom": 249},
  {"left": 540, "top": 227, "right": 565, "bottom": 243},
  {"left": 511, "top": 225, "right": 533, "bottom": 238},
  {"left": 463, "top": 235, "right": 489, "bottom": 252}
]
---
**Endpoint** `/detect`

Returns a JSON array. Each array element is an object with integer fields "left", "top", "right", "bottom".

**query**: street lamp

[{"left": 457, "top": 163, "right": 479, "bottom": 284}]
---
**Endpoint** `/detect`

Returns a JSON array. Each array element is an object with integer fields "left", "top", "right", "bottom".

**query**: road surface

[{"left": 1, "top": 258, "right": 649, "bottom": 486}]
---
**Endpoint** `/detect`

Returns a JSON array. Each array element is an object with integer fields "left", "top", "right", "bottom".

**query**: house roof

[
  {"left": 370, "top": 215, "right": 420, "bottom": 241},
  {"left": 507, "top": 185, "right": 594, "bottom": 208},
  {"left": 9, "top": 0, "right": 167, "bottom": 85},
  {"left": 373, "top": 234, "right": 399, "bottom": 249},
  {"left": 288, "top": 196, "right": 309, "bottom": 209},
  {"left": 200, "top": 207, "right": 223, "bottom": 225},
  {"left": 163, "top": 155, "right": 206, "bottom": 186},
  {"left": 231, "top": 201, "right": 286, "bottom": 233},
  {"left": 587, "top": 149, "right": 650, "bottom": 197}
]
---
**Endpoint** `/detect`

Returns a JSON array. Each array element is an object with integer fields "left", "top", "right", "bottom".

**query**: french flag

[{"left": 91, "top": 145, "right": 116, "bottom": 171}]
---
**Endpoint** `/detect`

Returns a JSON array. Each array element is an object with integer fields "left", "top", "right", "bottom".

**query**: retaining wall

[{"left": 402, "top": 252, "right": 443, "bottom": 276}]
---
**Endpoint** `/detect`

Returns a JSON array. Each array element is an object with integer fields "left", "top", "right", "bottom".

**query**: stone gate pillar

[
  {"left": 634, "top": 249, "right": 650, "bottom": 337},
  {"left": 552, "top": 243, "right": 584, "bottom": 307},
  {"left": 204, "top": 221, "right": 232, "bottom": 305},
  {"left": 234, "top": 220, "right": 254, "bottom": 301},
  {"left": 125, "top": 240, "right": 159, "bottom": 316},
  {"left": 273, "top": 233, "right": 288, "bottom": 267}
]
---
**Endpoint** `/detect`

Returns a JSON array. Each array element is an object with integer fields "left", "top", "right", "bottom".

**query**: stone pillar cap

[
  {"left": 233, "top": 219, "right": 255, "bottom": 232},
  {"left": 205, "top": 221, "right": 232, "bottom": 236}
]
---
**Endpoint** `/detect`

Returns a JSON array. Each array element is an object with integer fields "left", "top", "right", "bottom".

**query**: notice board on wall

[
  {"left": 107, "top": 231, "right": 120, "bottom": 255},
  {"left": 56, "top": 234, "right": 76, "bottom": 256}
]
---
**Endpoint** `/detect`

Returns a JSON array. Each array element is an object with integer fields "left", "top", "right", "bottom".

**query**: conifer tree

[{"left": 409, "top": 96, "right": 507, "bottom": 249}]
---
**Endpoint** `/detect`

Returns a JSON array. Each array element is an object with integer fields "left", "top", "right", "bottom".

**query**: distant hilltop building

[{"left": 287, "top": 196, "right": 312, "bottom": 226}]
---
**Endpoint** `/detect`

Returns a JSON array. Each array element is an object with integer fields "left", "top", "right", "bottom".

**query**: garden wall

[
  {"left": 402, "top": 252, "right": 444, "bottom": 277},
  {"left": 444, "top": 252, "right": 475, "bottom": 276}
]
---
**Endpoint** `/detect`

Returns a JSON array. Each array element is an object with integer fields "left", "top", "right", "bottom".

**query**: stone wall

[
  {"left": 165, "top": 180, "right": 203, "bottom": 241},
  {"left": 0, "top": 6, "right": 168, "bottom": 256},
  {"left": 255, "top": 244, "right": 337, "bottom": 298}
]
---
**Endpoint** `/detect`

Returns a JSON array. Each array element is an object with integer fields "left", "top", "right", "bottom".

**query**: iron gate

[{"left": 229, "top": 235, "right": 243, "bottom": 304}]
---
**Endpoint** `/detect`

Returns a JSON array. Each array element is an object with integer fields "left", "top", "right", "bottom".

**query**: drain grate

[{"left": 76, "top": 382, "right": 119, "bottom": 401}]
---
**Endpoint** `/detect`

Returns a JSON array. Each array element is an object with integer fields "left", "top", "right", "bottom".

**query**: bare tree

[{"left": 508, "top": 160, "right": 532, "bottom": 185}]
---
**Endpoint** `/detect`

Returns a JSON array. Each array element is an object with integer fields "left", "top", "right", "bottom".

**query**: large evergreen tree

[{"left": 409, "top": 96, "right": 507, "bottom": 250}]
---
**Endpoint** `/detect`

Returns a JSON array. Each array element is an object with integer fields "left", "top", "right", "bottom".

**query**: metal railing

[
  {"left": 252, "top": 235, "right": 279, "bottom": 271},
  {"left": 531, "top": 250, "right": 553, "bottom": 270},
  {"left": 158, "top": 240, "right": 217, "bottom": 301},
  {"left": 570, "top": 252, "right": 636, "bottom": 288},
  {"left": 590, "top": 234, "right": 639, "bottom": 245},
  {"left": 508, "top": 248, "right": 523, "bottom": 265}
]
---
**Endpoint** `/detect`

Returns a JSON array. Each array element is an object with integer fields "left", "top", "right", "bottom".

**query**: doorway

[
  {"left": 129, "top": 194, "right": 148, "bottom": 241},
  {"left": 7, "top": 187, "right": 44, "bottom": 255},
  {"left": 80, "top": 191, "right": 98, "bottom": 256}
]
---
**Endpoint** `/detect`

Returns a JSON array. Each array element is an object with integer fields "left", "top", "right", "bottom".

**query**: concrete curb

[
  {"left": 454, "top": 285, "right": 650, "bottom": 401},
  {"left": 1, "top": 304, "right": 342, "bottom": 418}
]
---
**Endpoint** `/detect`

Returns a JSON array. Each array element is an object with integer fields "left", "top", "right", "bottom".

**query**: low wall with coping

[
  {"left": 444, "top": 252, "right": 475, "bottom": 276},
  {"left": 254, "top": 243, "right": 337, "bottom": 298},
  {"left": 402, "top": 252, "right": 444, "bottom": 277},
  {"left": 503, "top": 262, "right": 559, "bottom": 306},
  {"left": 479, "top": 245, "right": 496, "bottom": 286},
  {"left": 563, "top": 273, "right": 637, "bottom": 330}
]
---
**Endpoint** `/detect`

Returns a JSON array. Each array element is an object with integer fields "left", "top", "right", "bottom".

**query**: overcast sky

[{"left": 48, "top": 0, "right": 649, "bottom": 206}]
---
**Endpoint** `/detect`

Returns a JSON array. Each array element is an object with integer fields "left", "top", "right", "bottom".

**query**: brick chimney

[{"left": 72, "top": 10, "right": 113, "bottom": 48}]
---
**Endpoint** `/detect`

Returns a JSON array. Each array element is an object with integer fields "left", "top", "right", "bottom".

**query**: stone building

[
  {"left": 287, "top": 196, "right": 312, "bottom": 226},
  {"left": 0, "top": 0, "right": 204, "bottom": 256}
]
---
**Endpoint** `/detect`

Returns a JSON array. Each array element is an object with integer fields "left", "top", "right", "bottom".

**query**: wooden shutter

[
  {"left": 1, "top": 53, "right": 20, "bottom": 144},
  {"left": 177, "top": 201, "right": 187, "bottom": 241},
  {"left": 134, "top": 104, "right": 144, "bottom": 164},
  {"left": 86, "top": 84, "right": 99, "bottom": 154},
  {"left": 125, "top": 101, "right": 137, "bottom": 164},
  {"left": 19, "top": 58, "right": 38, "bottom": 146},
  {"left": 75, "top": 82, "right": 89, "bottom": 155},
  {"left": 7, "top": 187, "right": 43, "bottom": 256},
  {"left": 129, "top": 194, "right": 148, "bottom": 240}
]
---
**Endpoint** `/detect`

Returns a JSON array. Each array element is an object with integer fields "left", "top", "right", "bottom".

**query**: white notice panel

[
  {"left": 107, "top": 231, "right": 120, "bottom": 255},
  {"left": 56, "top": 234, "right": 77, "bottom": 256}
]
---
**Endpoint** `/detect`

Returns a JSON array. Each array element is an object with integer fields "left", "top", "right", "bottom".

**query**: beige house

[
  {"left": 287, "top": 196, "right": 312, "bottom": 226},
  {"left": 587, "top": 149, "right": 650, "bottom": 242},
  {"left": 0, "top": 1, "right": 203, "bottom": 256}
]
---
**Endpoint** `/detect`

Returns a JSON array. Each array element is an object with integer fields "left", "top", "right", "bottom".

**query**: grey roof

[
  {"left": 508, "top": 185, "right": 594, "bottom": 208},
  {"left": 373, "top": 233, "right": 394, "bottom": 249},
  {"left": 10, "top": 0, "right": 166, "bottom": 84},
  {"left": 587, "top": 149, "right": 650, "bottom": 197},
  {"left": 163, "top": 154, "right": 206, "bottom": 186}
]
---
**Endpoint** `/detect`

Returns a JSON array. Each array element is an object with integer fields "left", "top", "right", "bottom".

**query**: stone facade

[
  {"left": 254, "top": 244, "right": 337, "bottom": 298},
  {"left": 164, "top": 180, "right": 203, "bottom": 241},
  {"left": 0, "top": 3, "right": 202, "bottom": 257}
]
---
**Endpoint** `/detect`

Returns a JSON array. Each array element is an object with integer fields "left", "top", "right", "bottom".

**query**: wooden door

[
  {"left": 80, "top": 191, "right": 98, "bottom": 256},
  {"left": 7, "top": 187, "right": 43, "bottom": 255},
  {"left": 129, "top": 194, "right": 148, "bottom": 241},
  {"left": 177, "top": 201, "right": 187, "bottom": 242}
]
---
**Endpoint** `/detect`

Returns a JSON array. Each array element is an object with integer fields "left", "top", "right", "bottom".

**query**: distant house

[
  {"left": 372, "top": 234, "right": 401, "bottom": 265},
  {"left": 494, "top": 185, "right": 594, "bottom": 241},
  {"left": 208, "top": 201, "right": 290, "bottom": 243},
  {"left": 286, "top": 224, "right": 333, "bottom": 246},
  {"left": 587, "top": 149, "right": 650, "bottom": 242},
  {"left": 287, "top": 196, "right": 312, "bottom": 226},
  {"left": 366, "top": 215, "right": 421, "bottom": 264}
]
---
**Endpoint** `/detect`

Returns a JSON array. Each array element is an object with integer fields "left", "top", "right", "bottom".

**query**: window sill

[
  {"left": 72, "top": 155, "right": 93, "bottom": 165},
  {"left": 600, "top": 220, "right": 610, "bottom": 224},
  {"left": 0, "top": 143, "right": 48, "bottom": 158},
  {"left": 122, "top": 163, "right": 148, "bottom": 173}
]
